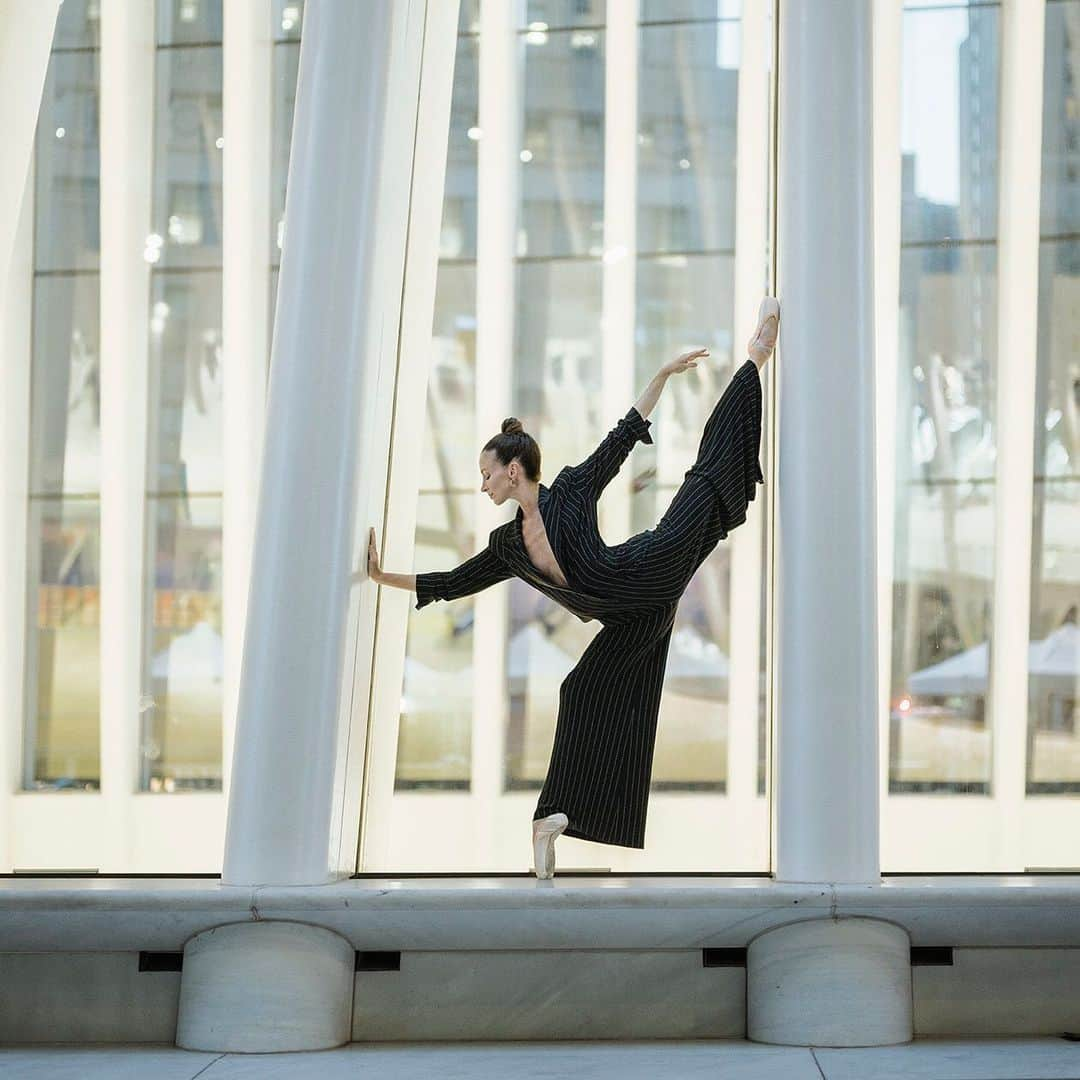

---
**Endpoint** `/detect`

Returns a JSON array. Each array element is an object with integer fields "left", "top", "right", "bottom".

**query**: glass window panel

[
  {"left": 890, "top": 243, "right": 998, "bottom": 793},
  {"left": 900, "top": 4, "right": 1000, "bottom": 245},
  {"left": 1039, "top": 1, "right": 1080, "bottom": 238},
  {"left": 146, "top": 271, "right": 224, "bottom": 497},
  {"left": 635, "top": 253, "right": 734, "bottom": 500},
  {"left": 459, "top": 1, "right": 479, "bottom": 34},
  {"left": 53, "top": 0, "right": 102, "bottom": 49},
  {"left": 34, "top": 50, "right": 100, "bottom": 273},
  {"left": 397, "top": 492, "right": 479, "bottom": 788},
  {"left": 271, "top": 41, "right": 300, "bottom": 264},
  {"left": 640, "top": 1, "right": 741, "bottom": 21},
  {"left": 272, "top": 0, "right": 304, "bottom": 41},
  {"left": 904, "top": 0, "right": 998, "bottom": 7},
  {"left": 523, "top": 0, "right": 605, "bottom": 30},
  {"left": 24, "top": 498, "right": 101, "bottom": 791},
  {"left": 29, "top": 274, "right": 101, "bottom": 496},
  {"left": 157, "top": 0, "right": 223, "bottom": 46},
  {"left": 520, "top": 29, "right": 605, "bottom": 259},
  {"left": 151, "top": 46, "right": 224, "bottom": 269},
  {"left": 637, "top": 22, "right": 738, "bottom": 255},
  {"left": 141, "top": 495, "right": 222, "bottom": 792},
  {"left": 512, "top": 258, "right": 603, "bottom": 464},
  {"left": 421, "top": 264, "right": 477, "bottom": 492},
  {"left": 1027, "top": 236, "right": 1080, "bottom": 792},
  {"left": 898, "top": 243, "right": 999, "bottom": 478},
  {"left": 441, "top": 35, "right": 478, "bottom": 260}
]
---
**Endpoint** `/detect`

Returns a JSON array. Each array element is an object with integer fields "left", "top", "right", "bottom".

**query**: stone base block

[
  {"left": 747, "top": 917, "right": 912, "bottom": 1047},
  {"left": 176, "top": 920, "right": 354, "bottom": 1052}
]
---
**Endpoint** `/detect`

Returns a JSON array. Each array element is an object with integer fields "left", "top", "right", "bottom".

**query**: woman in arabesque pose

[{"left": 369, "top": 297, "right": 780, "bottom": 879}]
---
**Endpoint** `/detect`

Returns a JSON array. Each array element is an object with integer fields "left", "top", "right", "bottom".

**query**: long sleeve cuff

[
  {"left": 414, "top": 571, "right": 444, "bottom": 610},
  {"left": 625, "top": 405, "right": 654, "bottom": 445}
]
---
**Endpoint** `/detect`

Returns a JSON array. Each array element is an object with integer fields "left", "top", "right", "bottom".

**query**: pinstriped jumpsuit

[{"left": 414, "top": 358, "right": 765, "bottom": 849}]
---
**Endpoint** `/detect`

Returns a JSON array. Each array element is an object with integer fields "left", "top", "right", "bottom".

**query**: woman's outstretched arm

[
  {"left": 569, "top": 349, "right": 708, "bottom": 500},
  {"left": 368, "top": 528, "right": 512, "bottom": 610}
]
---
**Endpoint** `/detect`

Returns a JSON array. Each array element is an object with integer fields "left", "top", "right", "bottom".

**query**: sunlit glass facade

[{"left": 1, "top": 0, "right": 1077, "bottom": 875}]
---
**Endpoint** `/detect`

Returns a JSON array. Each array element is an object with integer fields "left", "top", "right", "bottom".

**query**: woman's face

[{"left": 479, "top": 449, "right": 516, "bottom": 505}]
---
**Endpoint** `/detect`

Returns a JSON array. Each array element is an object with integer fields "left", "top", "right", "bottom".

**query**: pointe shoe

[
  {"left": 747, "top": 296, "right": 780, "bottom": 367},
  {"left": 532, "top": 812, "right": 569, "bottom": 880}
]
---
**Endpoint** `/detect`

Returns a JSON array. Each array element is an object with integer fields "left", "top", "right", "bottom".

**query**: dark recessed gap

[
  {"left": 910, "top": 946, "right": 954, "bottom": 966},
  {"left": 139, "top": 951, "right": 183, "bottom": 972},
  {"left": 702, "top": 948, "right": 746, "bottom": 968},
  {"left": 356, "top": 951, "right": 401, "bottom": 971}
]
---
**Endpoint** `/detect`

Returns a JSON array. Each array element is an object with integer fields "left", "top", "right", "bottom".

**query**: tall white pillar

[
  {"left": 600, "top": 0, "right": 638, "bottom": 544},
  {"left": 0, "top": 0, "right": 59, "bottom": 306},
  {"left": 0, "top": 9, "right": 59, "bottom": 862},
  {"left": 750, "top": 0, "right": 910, "bottom": 1049},
  {"left": 472, "top": 0, "right": 523, "bottom": 861},
  {"left": 989, "top": 0, "right": 1045, "bottom": 870},
  {"left": 99, "top": 0, "right": 155, "bottom": 868},
  {"left": 773, "top": 0, "right": 880, "bottom": 884},
  {"left": 221, "top": 0, "right": 272, "bottom": 813},
  {"left": 221, "top": 0, "right": 400, "bottom": 886}
]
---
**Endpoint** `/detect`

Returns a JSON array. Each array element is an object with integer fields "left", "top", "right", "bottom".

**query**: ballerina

[{"left": 370, "top": 297, "right": 779, "bottom": 879}]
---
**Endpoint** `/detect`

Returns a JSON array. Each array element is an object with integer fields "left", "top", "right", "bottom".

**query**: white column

[
  {"left": 222, "top": 0, "right": 272, "bottom": 809},
  {"left": 599, "top": 0, "right": 638, "bottom": 543},
  {"left": 472, "top": 0, "right": 523, "bottom": 861},
  {"left": 726, "top": 0, "right": 772, "bottom": 855},
  {"left": 990, "top": 0, "right": 1046, "bottom": 870},
  {"left": 356, "top": 0, "right": 462, "bottom": 872},
  {"left": 774, "top": 0, "right": 879, "bottom": 883},
  {"left": 222, "top": 0, "right": 408, "bottom": 885},
  {"left": 0, "top": 7, "right": 57, "bottom": 842},
  {"left": 99, "top": 0, "right": 155, "bottom": 867},
  {"left": 872, "top": 0, "right": 903, "bottom": 865},
  {"left": 0, "top": 0, "right": 59, "bottom": 305},
  {"left": 0, "top": 149, "right": 36, "bottom": 871}
]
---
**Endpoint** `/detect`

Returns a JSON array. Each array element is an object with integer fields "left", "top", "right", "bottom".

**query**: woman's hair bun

[{"left": 501, "top": 417, "right": 524, "bottom": 436}]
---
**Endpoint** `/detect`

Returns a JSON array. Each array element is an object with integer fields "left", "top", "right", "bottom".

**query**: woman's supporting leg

[{"left": 534, "top": 609, "right": 677, "bottom": 850}]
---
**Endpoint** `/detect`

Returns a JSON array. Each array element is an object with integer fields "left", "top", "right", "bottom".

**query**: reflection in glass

[
  {"left": 53, "top": 0, "right": 102, "bottom": 49},
  {"left": 151, "top": 46, "right": 223, "bottom": 269},
  {"left": 637, "top": 21, "right": 738, "bottom": 255},
  {"left": 143, "top": 269, "right": 223, "bottom": 791},
  {"left": 640, "top": 0, "right": 742, "bottom": 21},
  {"left": 513, "top": 258, "right": 602, "bottom": 467},
  {"left": 1039, "top": 2, "right": 1080, "bottom": 238},
  {"left": 900, "top": 4, "right": 1000, "bottom": 245},
  {"left": 272, "top": 0, "right": 304, "bottom": 41},
  {"left": 156, "top": 0, "right": 223, "bottom": 46},
  {"left": 271, "top": 40, "right": 300, "bottom": 263},
  {"left": 424, "top": 264, "right": 477, "bottom": 491},
  {"left": 35, "top": 50, "right": 100, "bottom": 272},
  {"left": 398, "top": 493, "right": 478, "bottom": 788},
  {"left": 24, "top": 498, "right": 101, "bottom": 790},
  {"left": 890, "top": 245, "right": 998, "bottom": 792},
  {"left": 520, "top": 28, "right": 604, "bottom": 258},
  {"left": 146, "top": 271, "right": 223, "bottom": 497},
  {"left": 141, "top": 495, "right": 223, "bottom": 792},
  {"left": 441, "top": 36, "right": 478, "bottom": 260},
  {"left": 523, "top": 0, "right": 605, "bottom": 29},
  {"left": 29, "top": 274, "right": 101, "bottom": 496},
  {"left": 1027, "top": 28, "right": 1080, "bottom": 792}
]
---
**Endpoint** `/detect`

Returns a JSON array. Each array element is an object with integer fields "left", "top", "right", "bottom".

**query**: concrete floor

[{"left": 0, "top": 1038, "right": 1079, "bottom": 1079}]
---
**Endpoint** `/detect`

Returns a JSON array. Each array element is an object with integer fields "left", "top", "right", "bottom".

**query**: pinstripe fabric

[{"left": 415, "top": 357, "right": 764, "bottom": 848}]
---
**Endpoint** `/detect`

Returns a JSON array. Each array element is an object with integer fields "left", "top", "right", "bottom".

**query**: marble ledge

[{"left": 0, "top": 875, "right": 1078, "bottom": 952}]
